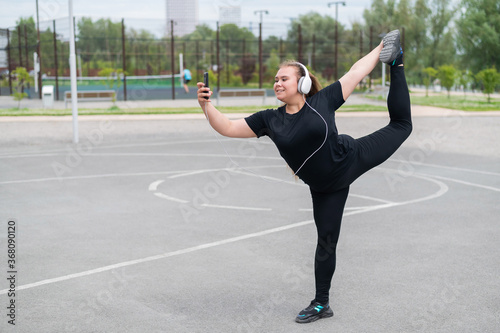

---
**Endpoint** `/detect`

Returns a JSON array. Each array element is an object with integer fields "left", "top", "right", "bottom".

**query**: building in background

[
  {"left": 166, "top": 0, "right": 198, "bottom": 36},
  {"left": 219, "top": 6, "right": 241, "bottom": 26}
]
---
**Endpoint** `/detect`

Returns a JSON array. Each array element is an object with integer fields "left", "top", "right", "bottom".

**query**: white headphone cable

[{"left": 201, "top": 94, "right": 328, "bottom": 184}]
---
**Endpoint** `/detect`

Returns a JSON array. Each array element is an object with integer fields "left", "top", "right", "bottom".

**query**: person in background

[{"left": 183, "top": 67, "right": 192, "bottom": 93}]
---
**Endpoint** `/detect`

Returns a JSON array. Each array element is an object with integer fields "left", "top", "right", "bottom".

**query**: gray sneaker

[{"left": 380, "top": 29, "right": 401, "bottom": 64}]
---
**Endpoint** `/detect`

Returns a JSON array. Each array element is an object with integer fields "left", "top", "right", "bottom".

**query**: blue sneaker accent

[
  {"left": 295, "top": 301, "right": 333, "bottom": 323},
  {"left": 392, "top": 48, "right": 403, "bottom": 66}
]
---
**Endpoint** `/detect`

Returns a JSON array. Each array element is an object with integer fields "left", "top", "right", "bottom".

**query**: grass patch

[
  {"left": 0, "top": 105, "right": 276, "bottom": 116},
  {"left": 338, "top": 104, "right": 387, "bottom": 112},
  {"left": 409, "top": 95, "right": 500, "bottom": 111},
  {"left": 365, "top": 93, "right": 500, "bottom": 111},
  {"left": 0, "top": 104, "right": 390, "bottom": 117}
]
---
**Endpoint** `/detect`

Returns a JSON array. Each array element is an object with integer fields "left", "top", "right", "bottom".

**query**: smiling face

[{"left": 274, "top": 66, "right": 301, "bottom": 103}]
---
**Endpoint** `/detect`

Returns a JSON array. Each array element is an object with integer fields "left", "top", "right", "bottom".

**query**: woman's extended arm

[
  {"left": 338, "top": 41, "right": 383, "bottom": 101},
  {"left": 197, "top": 82, "right": 256, "bottom": 138}
]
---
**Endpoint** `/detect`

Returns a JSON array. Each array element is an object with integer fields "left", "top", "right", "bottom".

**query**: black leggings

[{"left": 311, "top": 65, "right": 412, "bottom": 304}]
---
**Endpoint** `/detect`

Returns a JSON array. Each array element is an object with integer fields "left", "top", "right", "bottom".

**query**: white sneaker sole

[{"left": 380, "top": 29, "right": 401, "bottom": 64}]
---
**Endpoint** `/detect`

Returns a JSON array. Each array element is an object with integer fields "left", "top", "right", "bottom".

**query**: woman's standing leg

[
  {"left": 311, "top": 186, "right": 350, "bottom": 304},
  {"left": 295, "top": 186, "right": 349, "bottom": 323}
]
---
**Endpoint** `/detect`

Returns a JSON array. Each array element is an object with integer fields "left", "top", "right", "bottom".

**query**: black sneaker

[
  {"left": 380, "top": 29, "right": 401, "bottom": 64},
  {"left": 295, "top": 300, "right": 334, "bottom": 323}
]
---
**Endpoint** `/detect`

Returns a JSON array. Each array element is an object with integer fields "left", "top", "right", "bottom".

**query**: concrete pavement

[{"left": 0, "top": 104, "right": 499, "bottom": 332}]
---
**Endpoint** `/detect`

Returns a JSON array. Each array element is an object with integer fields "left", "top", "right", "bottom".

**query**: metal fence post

[
  {"left": 312, "top": 34, "right": 316, "bottom": 71},
  {"left": 170, "top": 20, "right": 175, "bottom": 100},
  {"left": 195, "top": 40, "right": 199, "bottom": 83},
  {"left": 298, "top": 24, "right": 302, "bottom": 64},
  {"left": 258, "top": 22, "right": 263, "bottom": 89},
  {"left": 226, "top": 39, "right": 229, "bottom": 84},
  {"left": 216, "top": 22, "right": 220, "bottom": 93},
  {"left": 369, "top": 26, "right": 373, "bottom": 90},
  {"left": 7, "top": 29, "right": 13, "bottom": 95},
  {"left": 36, "top": 0, "right": 42, "bottom": 98},
  {"left": 24, "top": 25, "right": 29, "bottom": 70},
  {"left": 53, "top": 20, "right": 59, "bottom": 100},
  {"left": 17, "top": 26, "right": 23, "bottom": 68},
  {"left": 121, "top": 18, "right": 127, "bottom": 101}
]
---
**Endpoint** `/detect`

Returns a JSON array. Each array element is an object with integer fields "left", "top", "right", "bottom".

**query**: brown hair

[{"left": 279, "top": 60, "right": 322, "bottom": 98}]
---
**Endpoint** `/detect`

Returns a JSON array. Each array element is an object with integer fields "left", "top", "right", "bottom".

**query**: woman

[{"left": 196, "top": 30, "right": 411, "bottom": 324}]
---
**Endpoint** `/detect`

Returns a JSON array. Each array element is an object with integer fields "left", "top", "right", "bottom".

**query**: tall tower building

[
  {"left": 219, "top": 6, "right": 241, "bottom": 26},
  {"left": 166, "top": 0, "right": 198, "bottom": 36}
]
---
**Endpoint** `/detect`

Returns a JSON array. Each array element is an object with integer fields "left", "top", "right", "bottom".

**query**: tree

[
  {"left": 475, "top": 68, "right": 500, "bottom": 103},
  {"left": 98, "top": 68, "right": 124, "bottom": 103},
  {"left": 456, "top": 69, "right": 472, "bottom": 99},
  {"left": 408, "top": 0, "right": 431, "bottom": 76},
  {"left": 363, "top": 0, "right": 396, "bottom": 33},
  {"left": 287, "top": 12, "right": 342, "bottom": 80},
  {"left": 219, "top": 23, "right": 256, "bottom": 76},
  {"left": 456, "top": 0, "right": 500, "bottom": 73},
  {"left": 126, "top": 28, "right": 157, "bottom": 75},
  {"left": 11, "top": 67, "right": 31, "bottom": 109},
  {"left": 9, "top": 17, "right": 38, "bottom": 69},
  {"left": 180, "top": 25, "right": 211, "bottom": 70},
  {"left": 78, "top": 17, "right": 122, "bottom": 63},
  {"left": 77, "top": 17, "right": 130, "bottom": 75},
  {"left": 265, "top": 50, "right": 281, "bottom": 82},
  {"left": 427, "top": 0, "right": 456, "bottom": 68},
  {"left": 437, "top": 65, "right": 457, "bottom": 98},
  {"left": 422, "top": 67, "right": 438, "bottom": 97}
]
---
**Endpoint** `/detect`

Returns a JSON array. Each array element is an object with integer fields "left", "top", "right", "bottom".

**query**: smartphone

[{"left": 203, "top": 72, "right": 209, "bottom": 100}]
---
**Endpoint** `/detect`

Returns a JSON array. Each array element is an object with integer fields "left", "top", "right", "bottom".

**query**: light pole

[
  {"left": 254, "top": 10, "right": 268, "bottom": 89},
  {"left": 254, "top": 10, "right": 269, "bottom": 26},
  {"left": 35, "top": 0, "right": 42, "bottom": 99},
  {"left": 68, "top": 0, "right": 79, "bottom": 143},
  {"left": 378, "top": 32, "right": 387, "bottom": 94},
  {"left": 328, "top": 1, "right": 345, "bottom": 81}
]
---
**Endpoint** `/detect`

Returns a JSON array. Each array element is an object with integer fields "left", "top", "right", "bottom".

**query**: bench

[
  {"left": 64, "top": 90, "right": 116, "bottom": 108},
  {"left": 216, "top": 89, "right": 267, "bottom": 105}
]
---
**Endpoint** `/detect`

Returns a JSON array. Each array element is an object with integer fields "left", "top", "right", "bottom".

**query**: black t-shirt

[{"left": 245, "top": 81, "right": 356, "bottom": 190}]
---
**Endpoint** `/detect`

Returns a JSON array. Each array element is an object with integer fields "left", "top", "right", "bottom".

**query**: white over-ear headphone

[
  {"left": 201, "top": 61, "right": 327, "bottom": 182},
  {"left": 295, "top": 62, "right": 312, "bottom": 95}
]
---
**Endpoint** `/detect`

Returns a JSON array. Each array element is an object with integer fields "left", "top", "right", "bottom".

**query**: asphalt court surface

[{"left": 0, "top": 112, "right": 499, "bottom": 332}]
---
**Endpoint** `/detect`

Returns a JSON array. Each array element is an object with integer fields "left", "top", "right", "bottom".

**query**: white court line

[
  {"left": 229, "top": 169, "right": 306, "bottom": 186},
  {"left": 299, "top": 205, "right": 390, "bottom": 212},
  {"left": 201, "top": 203, "right": 273, "bottom": 211},
  {"left": 416, "top": 173, "right": 500, "bottom": 192},
  {"left": 0, "top": 139, "right": 229, "bottom": 158},
  {"left": 0, "top": 169, "right": 449, "bottom": 295},
  {"left": 168, "top": 168, "right": 232, "bottom": 179},
  {"left": 0, "top": 219, "right": 313, "bottom": 295},
  {"left": 0, "top": 170, "right": 186, "bottom": 185},
  {"left": 349, "top": 193, "right": 395, "bottom": 204},
  {"left": 388, "top": 158, "right": 500, "bottom": 177},
  {"left": 89, "top": 153, "right": 281, "bottom": 160},
  {"left": 0, "top": 152, "right": 281, "bottom": 160},
  {"left": 153, "top": 166, "right": 288, "bottom": 210},
  {"left": 0, "top": 165, "right": 285, "bottom": 186},
  {"left": 154, "top": 193, "right": 189, "bottom": 204},
  {"left": 148, "top": 180, "right": 165, "bottom": 191},
  {"left": 0, "top": 153, "right": 64, "bottom": 159},
  {"left": 168, "top": 165, "right": 286, "bottom": 180}
]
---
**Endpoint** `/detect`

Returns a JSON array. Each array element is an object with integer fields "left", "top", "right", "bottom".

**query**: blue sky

[{"left": 3, "top": 0, "right": 374, "bottom": 37}]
